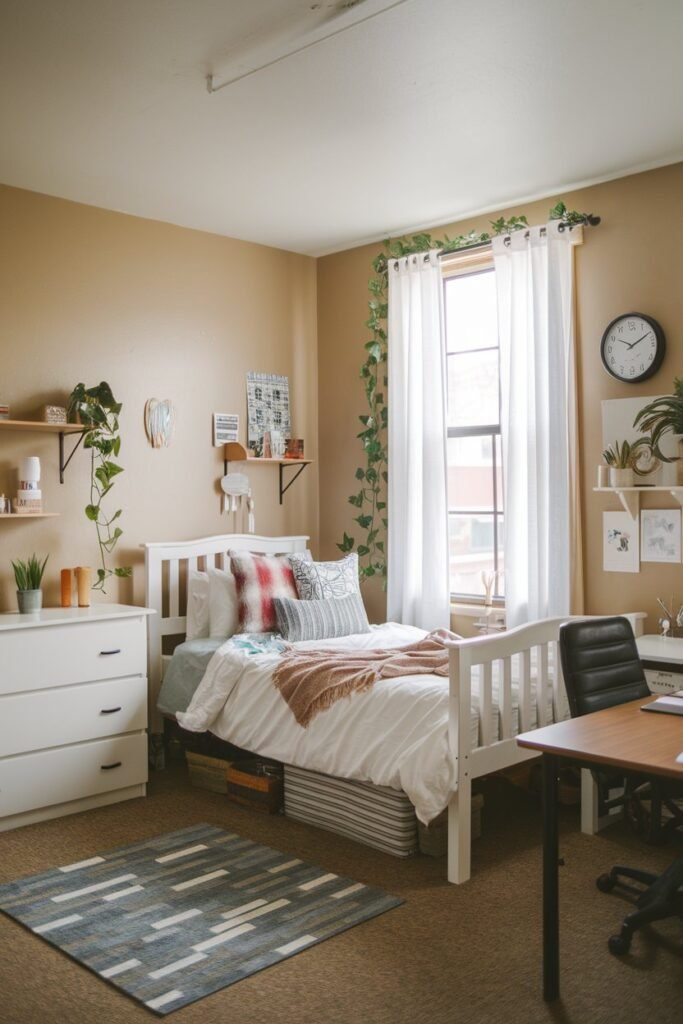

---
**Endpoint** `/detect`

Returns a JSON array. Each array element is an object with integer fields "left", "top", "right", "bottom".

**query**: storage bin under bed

[{"left": 284, "top": 765, "right": 419, "bottom": 857}]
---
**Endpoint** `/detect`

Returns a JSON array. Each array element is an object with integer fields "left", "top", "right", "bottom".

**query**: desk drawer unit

[
  {"left": 644, "top": 668, "right": 683, "bottom": 695},
  {"left": 0, "top": 605, "right": 151, "bottom": 830}
]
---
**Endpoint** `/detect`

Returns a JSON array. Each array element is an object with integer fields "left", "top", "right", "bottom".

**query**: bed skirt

[{"left": 284, "top": 765, "right": 419, "bottom": 858}]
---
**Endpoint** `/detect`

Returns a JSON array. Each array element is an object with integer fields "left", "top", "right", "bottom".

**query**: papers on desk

[{"left": 642, "top": 695, "right": 683, "bottom": 716}]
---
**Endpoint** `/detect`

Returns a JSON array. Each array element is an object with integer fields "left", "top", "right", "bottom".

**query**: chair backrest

[{"left": 559, "top": 616, "right": 650, "bottom": 718}]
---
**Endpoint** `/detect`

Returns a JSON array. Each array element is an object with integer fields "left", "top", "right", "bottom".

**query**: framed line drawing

[
  {"left": 640, "top": 508, "right": 682, "bottom": 564},
  {"left": 246, "top": 372, "right": 291, "bottom": 446},
  {"left": 603, "top": 511, "right": 639, "bottom": 573}
]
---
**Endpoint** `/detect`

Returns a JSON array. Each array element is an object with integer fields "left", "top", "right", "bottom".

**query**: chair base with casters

[{"left": 596, "top": 853, "right": 683, "bottom": 955}]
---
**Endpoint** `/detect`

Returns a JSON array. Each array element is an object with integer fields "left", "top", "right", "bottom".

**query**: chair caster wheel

[
  {"left": 608, "top": 933, "right": 631, "bottom": 955},
  {"left": 596, "top": 873, "right": 615, "bottom": 893}
]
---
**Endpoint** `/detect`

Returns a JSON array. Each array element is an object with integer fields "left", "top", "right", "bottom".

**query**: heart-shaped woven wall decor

[{"left": 144, "top": 398, "right": 175, "bottom": 448}]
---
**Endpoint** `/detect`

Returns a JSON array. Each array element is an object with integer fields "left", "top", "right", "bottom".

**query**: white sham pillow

[
  {"left": 186, "top": 570, "right": 209, "bottom": 641},
  {"left": 208, "top": 567, "right": 240, "bottom": 639}
]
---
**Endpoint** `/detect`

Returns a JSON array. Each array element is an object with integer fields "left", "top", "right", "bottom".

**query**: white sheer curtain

[
  {"left": 387, "top": 250, "right": 450, "bottom": 630},
  {"left": 493, "top": 222, "right": 582, "bottom": 628}
]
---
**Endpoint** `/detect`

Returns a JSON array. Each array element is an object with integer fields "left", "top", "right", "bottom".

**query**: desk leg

[{"left": 542, "top": 752, "right": 560, "bottom": 1001}]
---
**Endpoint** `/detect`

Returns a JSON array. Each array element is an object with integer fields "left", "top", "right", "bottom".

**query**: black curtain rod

[
  {"left": 434, "top": 214, "right": 601, "bottom": 259},
  {"left": 390, "top": 214, "right": 602, "bottom": 268}
]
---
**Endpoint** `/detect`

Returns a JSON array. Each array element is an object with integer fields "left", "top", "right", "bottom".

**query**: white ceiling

[{"left": 1, "top": 0, "right": 682, "bottom": 256}]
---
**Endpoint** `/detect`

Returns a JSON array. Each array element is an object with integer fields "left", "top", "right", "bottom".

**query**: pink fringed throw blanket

[{"left": 272, "top": 629, "right": 460, "bottom": 728}]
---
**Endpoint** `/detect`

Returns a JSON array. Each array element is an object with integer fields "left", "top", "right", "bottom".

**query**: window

[{"left": 444, "top": 263, "right": 504, "bottom": 601}]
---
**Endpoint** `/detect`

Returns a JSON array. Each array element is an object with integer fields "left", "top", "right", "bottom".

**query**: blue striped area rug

[{"left": 0, "top": 823, "right": 402, "bottom": 1015}]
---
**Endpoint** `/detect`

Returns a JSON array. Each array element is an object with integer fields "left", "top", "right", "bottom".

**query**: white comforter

[{"left": 177, "top": 622, "right": 457, "bottom": 824}]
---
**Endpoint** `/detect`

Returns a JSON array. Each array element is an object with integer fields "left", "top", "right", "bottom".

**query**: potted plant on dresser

[{"left": 12, "top": 553, "right": 49, "bottom": 612}]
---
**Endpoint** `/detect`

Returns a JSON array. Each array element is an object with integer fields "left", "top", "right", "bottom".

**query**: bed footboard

[{"left": 444, "top": 612, "right": 645, "bottom": 884}]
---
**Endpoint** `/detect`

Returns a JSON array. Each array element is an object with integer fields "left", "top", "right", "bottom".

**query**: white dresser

[
  {"left": 636, "top": 634, "right": 683, "bottom": 694},
  {"left": 0, "top": 604, "right": 153, "bottom": 831}
]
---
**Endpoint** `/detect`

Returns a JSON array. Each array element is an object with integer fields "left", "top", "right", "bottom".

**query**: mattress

[
  {"left": 157, "top": 638, "right": 224, "bottom": 716},
  {"left": 284, "top": 765, "right": 418, "bottom": 857}
]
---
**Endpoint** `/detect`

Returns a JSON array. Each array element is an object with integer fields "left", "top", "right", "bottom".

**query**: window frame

[{"left": 443, "top": 257, "right": 504, "bottom": 605}]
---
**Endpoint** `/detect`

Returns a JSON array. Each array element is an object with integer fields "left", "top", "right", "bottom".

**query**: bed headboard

[{"left": 143, "top": 533, "right": 309, "bottom": 732}]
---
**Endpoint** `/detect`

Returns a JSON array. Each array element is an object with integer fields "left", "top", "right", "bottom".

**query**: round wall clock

[{"left": 600, "top": 312, "right": 665, "bottom": 383}]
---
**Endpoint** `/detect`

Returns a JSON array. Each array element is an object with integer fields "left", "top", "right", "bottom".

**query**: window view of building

[{"left": 444, "top": 265, "right": 504, "bottom": 600}]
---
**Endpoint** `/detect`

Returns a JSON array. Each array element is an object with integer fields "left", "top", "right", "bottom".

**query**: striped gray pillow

[{"left": 273, "top": 593, "right": 370, "bottom": 643}]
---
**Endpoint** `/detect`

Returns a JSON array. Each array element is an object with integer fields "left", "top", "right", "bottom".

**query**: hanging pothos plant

[
  {"left": 337, "top": 201, "right": 598, "bottom": 583},
  {"left": 68, "top": 381, "right": 131, "bottom": 592}
]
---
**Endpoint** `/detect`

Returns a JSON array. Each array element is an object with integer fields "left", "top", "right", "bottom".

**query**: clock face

[{"left": 600, "top": 312, "right": 665, "bottom": 383}]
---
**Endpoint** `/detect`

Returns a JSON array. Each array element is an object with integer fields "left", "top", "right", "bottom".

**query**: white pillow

[
  {"left": 186, "top": 570, "right": 209, "bottom": 640},
  {"left": 208, "top": 567, "right": 239, "bottom": 638}
]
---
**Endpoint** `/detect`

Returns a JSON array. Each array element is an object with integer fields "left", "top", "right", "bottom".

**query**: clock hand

[{"left": 626, "top": 332, "right": 650, "bottom": 349}]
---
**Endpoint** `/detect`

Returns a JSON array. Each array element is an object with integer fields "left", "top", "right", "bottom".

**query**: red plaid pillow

[{"left": 229, "top": 552, "right": 298, "bottom": 633}]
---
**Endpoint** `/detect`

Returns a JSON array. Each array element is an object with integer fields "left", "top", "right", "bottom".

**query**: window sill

[{"left": 450, "top": 602, "right": 505, "bottom": 619}]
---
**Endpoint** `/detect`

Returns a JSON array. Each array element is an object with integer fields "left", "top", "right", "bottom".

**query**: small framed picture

[
  {"left": 640, "top": 508, "right": 682, "bottom": 564},
  {"left": 603, "top": 511, "right": 639, "bottom": 573},
  {"left": 213, "top": 412, "right": 239, "bottom": 446}
]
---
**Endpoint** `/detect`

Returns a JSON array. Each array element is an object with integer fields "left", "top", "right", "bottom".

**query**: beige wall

[
  {"left": 0, "top": 185, "right": 319, "bottom": 611},
  {"left": 318, "top": 163, "right": 683, "bottom": 630}
]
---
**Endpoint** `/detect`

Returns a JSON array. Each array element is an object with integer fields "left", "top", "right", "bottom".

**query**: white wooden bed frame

[{"left": 144, "top": 533, "right": 645, "bottom": 885}]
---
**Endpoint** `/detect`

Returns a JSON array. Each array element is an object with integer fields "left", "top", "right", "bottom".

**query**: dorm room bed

[{"left": 144, "top": 533, "right": 644, "bottom": 885}]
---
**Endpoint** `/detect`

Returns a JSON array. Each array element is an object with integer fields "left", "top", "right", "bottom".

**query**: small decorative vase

[
  {"left": 17, "top": 589, "right": 42, "bottom": 613},
  {"left": 609, "top": 467, "right": 634, "bottom": 488}
]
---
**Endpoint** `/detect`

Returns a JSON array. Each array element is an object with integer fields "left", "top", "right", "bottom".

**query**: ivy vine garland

[
  {"left": 337, "top": 201, "right": 597, "bottom": 583},
  {"left": 68, "top": 381, "right": 132, "bottom": 592}
]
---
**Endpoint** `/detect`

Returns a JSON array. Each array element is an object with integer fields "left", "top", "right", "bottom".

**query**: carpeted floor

[{"left": 0, "top": 764, "right": 681, "bottom": 1024}]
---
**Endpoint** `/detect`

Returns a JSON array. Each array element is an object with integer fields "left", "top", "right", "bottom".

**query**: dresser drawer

[
  {"left": 0, "top": 677, "right": 147, "bottom": 757},
  {"left": 0, "top": 734, "right": 148, "bottom": 817},
  {"left": 0, "top": 617, "right": 146, "bottom": 695},
  {"left": 644, "top": 668, "right": 683, "bottom": 695}
]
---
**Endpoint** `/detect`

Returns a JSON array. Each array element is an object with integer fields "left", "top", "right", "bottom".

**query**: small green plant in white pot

[
  {"left": 12, "top": 554, "right": 49, "bottom": 613},
  {"left": 601, "top": 439, "right": 652, "bottom": 488}
]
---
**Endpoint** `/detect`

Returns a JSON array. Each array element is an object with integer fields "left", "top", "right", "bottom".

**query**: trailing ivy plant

[
  {"left": 68, "top": 382, "right": 131, "bottom": 592},
  {"left": 338, "top": 202, "right": 599, "bottom": 583}
]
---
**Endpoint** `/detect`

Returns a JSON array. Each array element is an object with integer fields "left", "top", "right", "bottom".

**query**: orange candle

[{"left": 60, "top": 568, "right": 72, "bottom": 608}]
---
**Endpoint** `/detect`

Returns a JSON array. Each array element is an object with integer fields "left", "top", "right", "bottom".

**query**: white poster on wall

[
  {"left": 602, "top": 397, "right": 678, "bottom": 485},
  {"left": 603, "top": 511, "right": 639, "bottom": 573},
  {"left": 640, "top": 509, "right": 682, "bottom": 563}
]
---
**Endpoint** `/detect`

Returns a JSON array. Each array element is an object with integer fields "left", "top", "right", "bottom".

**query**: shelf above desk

[{"left": 593, "top": 485, "right": 683, "bottom": 519}]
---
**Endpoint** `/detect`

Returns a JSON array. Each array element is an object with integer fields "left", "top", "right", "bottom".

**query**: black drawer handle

[
  {"left": 100, "top": 761, "right": 122, "bottom": 771},
  {"left": 100, "top": 707, "right": 122, "bottom": 715},
  {"left": 99, "top": 649, "right": 121, "bottom": 656}
]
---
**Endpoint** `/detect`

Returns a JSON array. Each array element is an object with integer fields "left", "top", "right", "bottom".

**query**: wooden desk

[{"left": 517, "top": 697, "right": 683, "bottom": 1001}]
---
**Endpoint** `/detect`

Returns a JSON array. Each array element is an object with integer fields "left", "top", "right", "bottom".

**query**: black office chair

[{"left": 559, "top": 616, "right": 683, "bottom": 954}]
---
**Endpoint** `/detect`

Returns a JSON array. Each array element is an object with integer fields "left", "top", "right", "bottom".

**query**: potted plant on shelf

[
  {"left": 12, "top": 553, "right": 49, "bottom": 613},
  {"left": 601, "top": 439, "right": 653, "bottom": 488},
  {"left": 633, "top": 378, "right": 683, "bottom": 485}
]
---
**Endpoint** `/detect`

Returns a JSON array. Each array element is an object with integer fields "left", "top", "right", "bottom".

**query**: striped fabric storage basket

[{"left": 284, "top": 765, "right": 418, "bottom": 857}]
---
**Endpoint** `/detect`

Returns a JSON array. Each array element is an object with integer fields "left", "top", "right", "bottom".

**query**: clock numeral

[
  {"left": 608, "top": 344, "right": 613, "bottom": 354},
  {"left": 628, "top": 321, "right": 636, "bottom": 331},
  {"left": 629, "top": 367, "right": 635, "bottom": 375},
  {"left": 610, "top": 356, "right": 616, "bottom": 365},
  {"left": 640, "top": 364, "right": 645, "bottom": 372},
  {"left": 619, "top": 366, "right": 624, "bottom": 374},
  {"left": 618, "top": 325, "right": 624, "bottom": 333}
]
